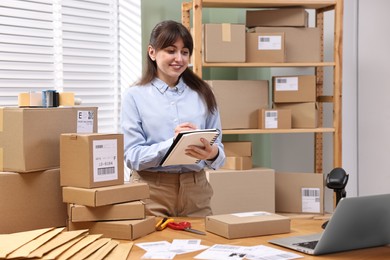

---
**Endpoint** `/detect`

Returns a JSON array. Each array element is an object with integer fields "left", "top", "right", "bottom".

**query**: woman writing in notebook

[{"left": 121, "top": 20, "right": 225, "bottom": 217}]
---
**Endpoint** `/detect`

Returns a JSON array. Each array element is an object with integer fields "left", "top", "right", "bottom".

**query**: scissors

[{"left": 167, "top": 221, "right": 206, "bottom": 235}]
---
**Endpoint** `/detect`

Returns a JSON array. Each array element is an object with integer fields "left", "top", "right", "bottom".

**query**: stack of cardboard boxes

[{"left": 60, "top": 133, "right": 155, "bottom": 240}]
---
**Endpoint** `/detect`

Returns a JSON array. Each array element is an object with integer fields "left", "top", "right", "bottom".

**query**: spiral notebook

[{"left": 160, "top": 128, "right": 220, "bottom": 166}]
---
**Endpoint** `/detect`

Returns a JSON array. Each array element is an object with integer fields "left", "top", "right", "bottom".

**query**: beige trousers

[{"left": 131, "top": 170, "right": 213, "bottom": 217}]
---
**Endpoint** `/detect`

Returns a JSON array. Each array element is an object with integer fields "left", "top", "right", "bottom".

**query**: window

[{"left": 0, "top": 0, "right": 142, "bottom": 133}]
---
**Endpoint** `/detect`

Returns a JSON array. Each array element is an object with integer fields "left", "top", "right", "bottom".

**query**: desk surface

[{"left": 125, "top": 215, "right": 390, "bottom": 259}]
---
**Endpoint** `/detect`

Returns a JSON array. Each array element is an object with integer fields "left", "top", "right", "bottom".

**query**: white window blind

[{"left": 0, "top": 0, "right": 142, "bottom": 133}]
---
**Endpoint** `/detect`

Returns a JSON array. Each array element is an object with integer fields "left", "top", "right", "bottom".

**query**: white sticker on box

[
  {"left": 275, "top": 77, "right": 298, "bottom": 91},
  {"left": 232, "top": 211, "right": 271, "bottom": 217},
  {"left": 93, "top": 139, "right": 118, "bottom": 182},
  {"left": 77, "top": 110, "right": 95, "bottom": 133},
  {"left": 265, "top": 111, "right": 278, "bottom": 129},
  {"left": 302, "top": 188, "right": 321, "bottom": 213},
  {"left": 258, "top": 35, "right": 282, "bottom": 50}
]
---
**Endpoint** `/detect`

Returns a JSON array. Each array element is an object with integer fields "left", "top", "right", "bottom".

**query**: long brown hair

[{"left": 136, "top": 20, "right": 217, "bottom": 114}]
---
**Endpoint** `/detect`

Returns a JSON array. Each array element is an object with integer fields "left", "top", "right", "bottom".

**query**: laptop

[{"left": 269, "top": 193, "right": 390, "bottom": 255}]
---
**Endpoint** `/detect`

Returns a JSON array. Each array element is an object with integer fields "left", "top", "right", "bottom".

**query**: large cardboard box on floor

[
  {"left": 246, "top": 32, "right": 286, "bottom": 63},
  {"left": 273, "top": 75, "right": 317, "bottom": 103},
  {"left": 60, "top": 133, "right": 124, "bottom": 188},
  {"left": 62, "top": 182, "right": 150, "bottom": 207},
  {"left": 275, "top": 172, "right": 324, "bottom": 214},
  {"left": 67, "top": 216, "right": 156, "bottom": 240},
  {"left": 0, "top": 106, "right": 97, "bottom": 172},
  {"left": 208, "top": 80, "right": 269, "bottom": 129},
  {"left": 206, "top": 211, "right": 290, "bottom": 239},
  {"left": 250, "top": 27, "right": 321, "bottom": 62},
  {"left": 68, "top": 201, "right": 145, "bottom": 222},
  {"left": 206, "top": 167, "right": 275, "bottom": 214},
  {"left": 258, "top": 108, "right": 292, "bottom": 129},
  {"left": 274, "top": 102, "right": 318, "bottom": 128},
  {"left": 0, "top": 169, "right": 67, "bottom": 233},
  {"left": 204, "top": 23, "right": 246, "bottom": 62},
  {"left": 246, "top": 8, "right": 309, "bottom": 28}
]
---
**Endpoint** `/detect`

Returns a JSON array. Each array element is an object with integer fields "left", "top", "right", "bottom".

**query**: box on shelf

[
  {"left": 204, "top": 23, "right": 246, "bottom": 62},
  {"left": 68, "top": 201, "right": 145, "bottom": 222},
  {"left": 246, "top": 8, "right": 309, "bottom": 28},
  {"left": 273, "top": 75, "right": 317, "bottom": 103},
  {"left": 205, "top": 167, "right": 275, "bottom": 214},
  {"left": 258, "top": 108, "right": 292, "bottom": 129},
  {"left": 221, "top": 156, "right": 253, "bottom": 170},
  {"left": 60, "top": 133, "right": 124, "bottom": 188},
  {"left": 274, "top": 102, "right": 318, "bottom": 128},
  {"left": 207, "top": 80, "right": 269, "bottom": 129},
  {"left": 62, "top": 182, "right": 149, "bottom": 207},
  {"left": 0, "top": 169, "right": 67, "bottom": 233},
  {"left": 275, "top": 172, "right": 324, "bottom": 214},
  {"left": 246, "top": 32, "right": 286, "bottom": 63},
  {"left": 67, "top": 216, "right": 156, "bottom": 240},
  {"left": 249, "top": 27, "right": 321, "bottom": 62},
  {"left": 223, "top": 141, "right": 252, "bottom": 157},
  {"left": 0, "top": 107, "right": 98, "bottom": 173},
  {"left": 206, "top": 211, "right": 290, "bottom": 239}
]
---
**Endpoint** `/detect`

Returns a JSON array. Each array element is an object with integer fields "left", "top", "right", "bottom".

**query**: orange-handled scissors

[{"left": 167, "top": 221, "right": 206, "bottom": 235}]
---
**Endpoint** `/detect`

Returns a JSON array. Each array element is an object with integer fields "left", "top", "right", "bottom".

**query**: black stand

[{"left": 322, "top": 168, "right": 349, "bottom": 229}]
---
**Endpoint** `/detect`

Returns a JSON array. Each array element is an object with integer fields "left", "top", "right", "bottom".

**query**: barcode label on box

[
  {"left": 77, "top": 110, "right": 95, "bottom": 133},
  {"left": 302, "top": 188, "right": 321, "bottom": 213},
  {"left": 265, "top": 111, "right": 278, "bottom": 129},
  {"left": 275, "top": 77, "right": 298, "bottom": 91},
  {"left": 93, "top": 139, "right": 118, "bottom": 182},
  {"left": 258, "top": 35, "right": 282, "bottom": 50}
]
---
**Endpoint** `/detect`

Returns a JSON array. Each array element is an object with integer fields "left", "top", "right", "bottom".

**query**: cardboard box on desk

[
  {"left": 0, "top": 106, "right": 97, "bottom": 172},
  {"left": 0, "top": 169, "right": 67, "bottom": 233},
  {"left": 273, "top": 75, "right": 317, "bottom": 103},
  {"left": 223, "top": 141, "right": 252, "bottom": 157},
  {"left": 60, "top": 133, "right": 124, "bottom": 188},
  {"left": 246, "top": 8, "right": 308, "bottom": 28},
  {"left": 258, "top": 108, "right": 292, "bottom": 129},
  {"left": 207, "top": 80, "right": 269, "bottom": 129},
  {"left": 205, "top": 167, "right": 275, "bottom": 214},
  {"left": 67, "top": 216, "right": 155, "bottom": 240},
  {"left": 204, "top": 23, "right": 246, "bottom": 62},
  {"left": 62, "top": 182, "right": 150, "bottom": 207},
  {"left": 246, "top": 32, "right": 286, "bottom": 63},
  {"left": 68, "top": 201, "right": 145, "bottom": 222},
  {"left": 275, "top": 172, "right": 324, "bottom": 214},
  {"left": 206, "top": 212, "right": 290, "bottom": 239},
  {"left": 221, "top": 156, "right": 253, "bottom": 170},
  {"left": 249, "top": 27, "right": 321, "bottom": 62},
  {"left": 274, "top": 102, "right": 318, "bottom": 128}
]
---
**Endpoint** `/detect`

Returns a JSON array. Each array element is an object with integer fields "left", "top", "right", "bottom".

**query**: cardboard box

[
  {"left": 276, "top": 172, "right": 324, "bottom": 214},
  {"left": 206, "top": 167, "right": 275, "bottom": 214},
  {"left": 273, "top": 75, "right": 317, "bottom": 103},
  {"left": 221, "top": 156, "right": 253, "bottom": 170},
  {"left": 207, "top": 80, "right": 269, "bottom": 129},
  {"left": 204, "top": 23, "right": 246, "bottom": 62},
  {"left": 67, "top": 216, "right": 156, "bottom": 240},
  {"left": 62, "top": 182, "right": 150, "bottom": 207},
  {"left": 0, "top": 169, "right": 67, "bottom": 233},
  {"left": 223, "top": 141, "right": 252, "bottom": 157},
  {"left": 246, "top": 32, "right": 286, "bottom": 63},
  {"left": 246, "top": 8, "right": 309, "bottom": 28},
  {"left": 258, "top": 108, "right": 292, "bottom": 129},
  {"left": 60, "top": 133, "right": 124, "bottom": 188},
  {"left": 206, "top": 212, "right": 290, "bottom": 239},
  {"left": 250, "top": 27, "right": 321, "bottom": 62},
  {"left": 0, "top": 107, "right": 97, "bottom": 172},
  {"left": 68, "top": 201, "right": 145, "bottom": 222},
  {"left": 274, "top": 102, "right": 318, "bottom": 128}
]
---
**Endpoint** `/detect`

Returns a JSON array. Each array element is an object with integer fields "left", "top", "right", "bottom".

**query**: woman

[{"left": 121, "top": 20, "right": 225, "bottom": 217}]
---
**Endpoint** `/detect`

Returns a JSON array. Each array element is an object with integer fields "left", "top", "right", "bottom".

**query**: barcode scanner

[{"left": 322, "top": 167, "right": 349, "bottom": 229}]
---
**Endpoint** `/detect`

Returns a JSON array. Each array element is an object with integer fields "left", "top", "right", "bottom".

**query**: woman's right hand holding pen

[{"left": 174, "top": 122, "right": 197, "bottom": 138}]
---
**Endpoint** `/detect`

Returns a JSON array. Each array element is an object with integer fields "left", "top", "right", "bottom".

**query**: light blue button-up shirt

[{"left": 121, "top": 77, "right": 225, "bottom": 173}]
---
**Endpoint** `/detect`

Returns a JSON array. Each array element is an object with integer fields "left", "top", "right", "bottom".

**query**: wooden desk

[{"left": 126, "top": 216, "right": 390, "bottom": 259}]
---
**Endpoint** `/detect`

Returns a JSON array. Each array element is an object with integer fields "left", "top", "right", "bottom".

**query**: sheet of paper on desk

[{"left": 194, "top": 244, "right": 303, "bottom": 260}]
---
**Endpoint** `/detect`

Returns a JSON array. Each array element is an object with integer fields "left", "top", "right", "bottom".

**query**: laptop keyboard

[{"left": 293, "top": 240, "right": 319, "bottom": 249}]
